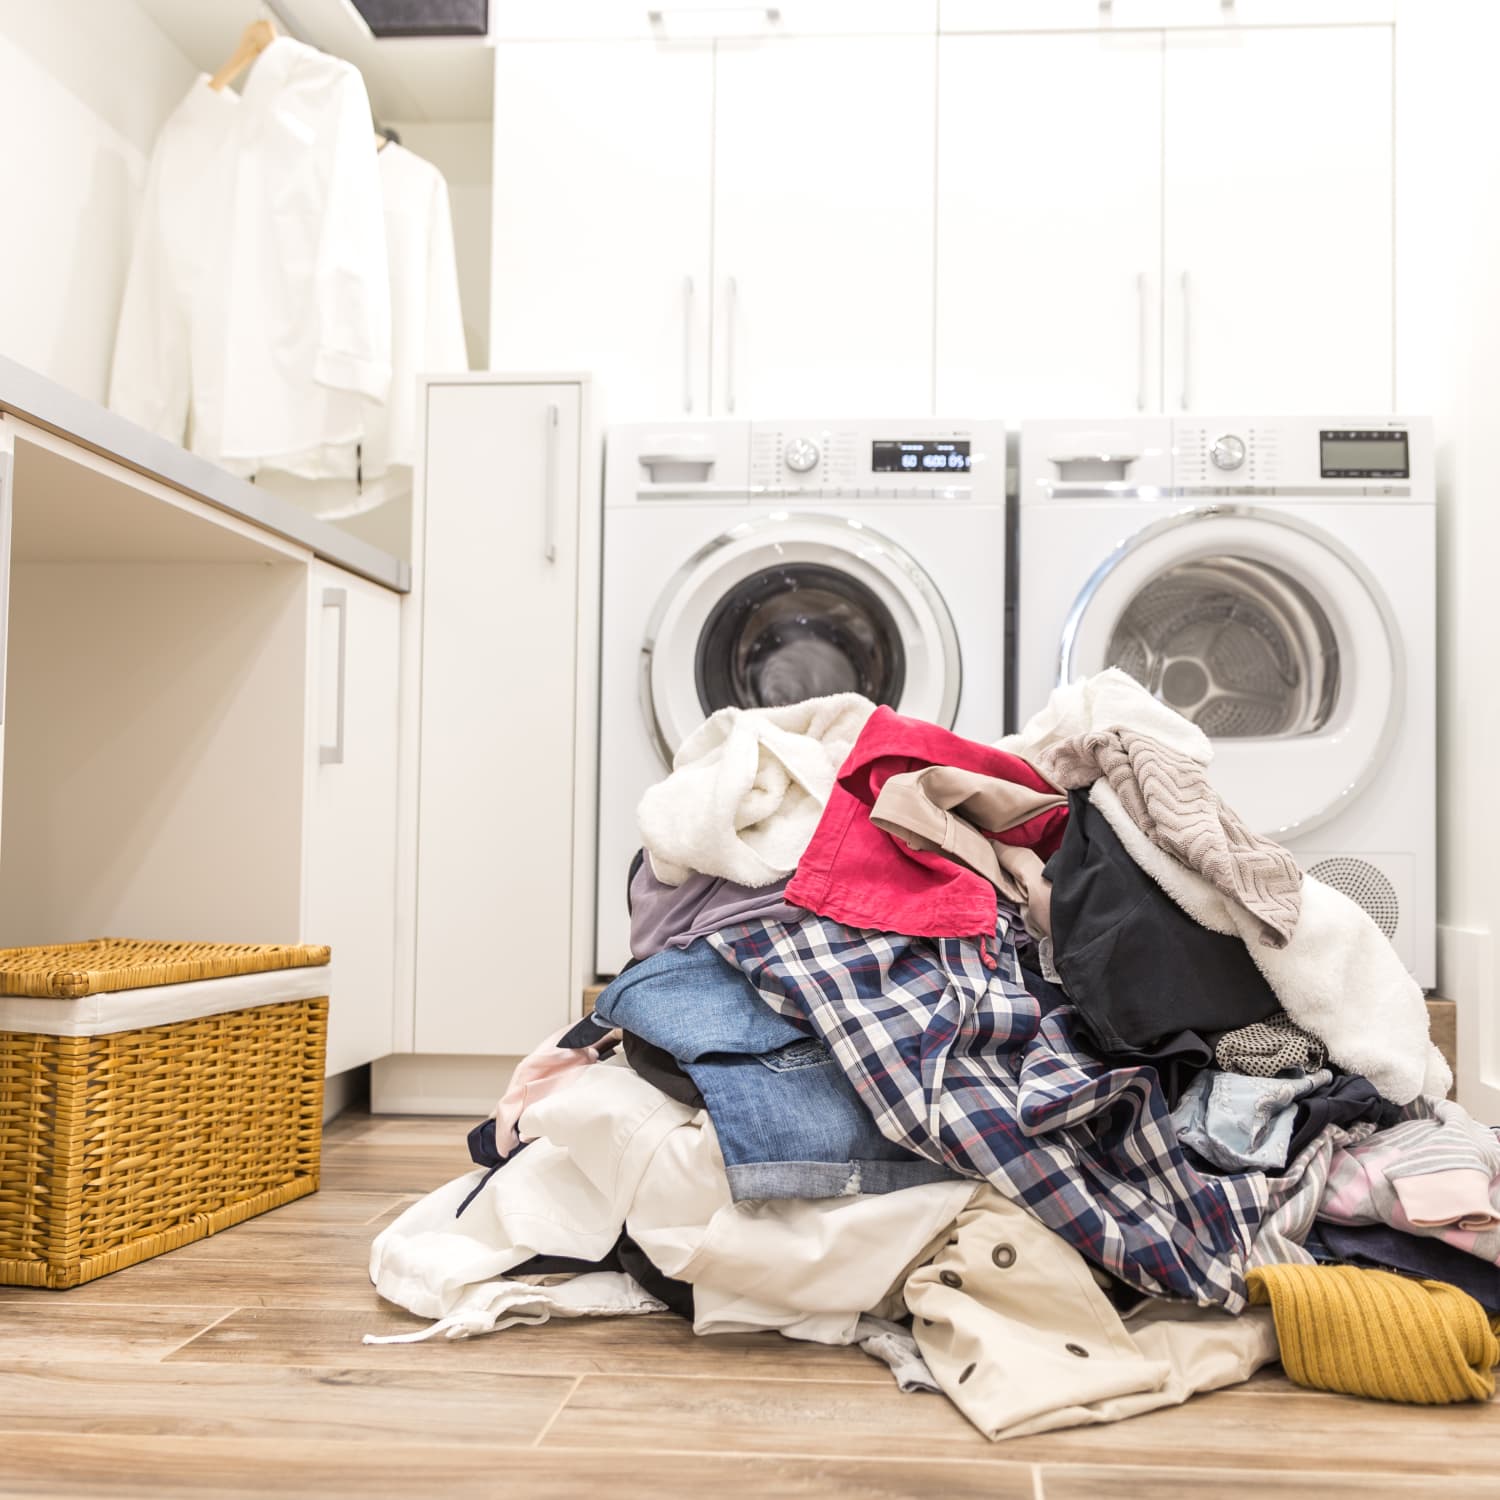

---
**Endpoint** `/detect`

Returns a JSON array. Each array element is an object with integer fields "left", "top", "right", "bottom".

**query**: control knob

[
  {"left": 1210, "top": 434, "right": 1247, "bottom": 472},
  {"left": 784, "top": 437, "right": 821, "bottom": 473}
]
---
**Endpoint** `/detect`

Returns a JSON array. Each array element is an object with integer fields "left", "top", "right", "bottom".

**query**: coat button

[
  {"left": 1066, "top": 1343, "right": 1089, "bottom": 1358},
  {"left": 940, "top": 1270, "right": 963, "bottom": 1289},
  {"left": 958, "top": 1362, "right": 976, "bottom": 1384},
  {"left": 991, "top": 1244, "right": 1016, "bottom": 1269}
]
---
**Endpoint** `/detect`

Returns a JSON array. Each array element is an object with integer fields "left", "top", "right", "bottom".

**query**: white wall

[
  {"left": 1395, "top": 0, "right": 1500, "bottom": 1111},
  {"left": 0, "top": 1, "right": 194, "bottom": 403},
  {"left": 386, "top": 119, "right": 492, "bottom": 369}
]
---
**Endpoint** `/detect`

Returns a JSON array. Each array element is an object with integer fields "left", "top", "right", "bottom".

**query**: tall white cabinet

[{"left": 375, "top": 375, "right": 597, "bottom": 1113}]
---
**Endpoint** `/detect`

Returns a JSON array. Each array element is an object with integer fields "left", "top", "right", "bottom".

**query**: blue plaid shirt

[{"left": 706, "top": 915, "right": 1270, "bottom": 1310}]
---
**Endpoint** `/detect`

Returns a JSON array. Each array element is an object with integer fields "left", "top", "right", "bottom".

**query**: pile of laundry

[{"left": 368, "top": 670, "right": 1500, "bottom": 1439}]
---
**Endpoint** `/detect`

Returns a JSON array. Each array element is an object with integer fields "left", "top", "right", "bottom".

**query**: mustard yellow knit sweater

[{"left": 1248, "top": 1263, "right": 1500, "bottom": 1404}]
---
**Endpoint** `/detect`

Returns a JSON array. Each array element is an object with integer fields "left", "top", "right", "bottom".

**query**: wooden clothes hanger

[{"left": 209, "top": 17, "right": 278, "bottom": 92}]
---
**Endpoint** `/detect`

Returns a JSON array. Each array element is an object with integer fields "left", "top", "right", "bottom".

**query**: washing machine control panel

[
  {"left": 1173, "top": 417, "right": 1427, "bottom": 496},
  {"left": 749, "top": 420, "right": 1005, "bottom": 504}
]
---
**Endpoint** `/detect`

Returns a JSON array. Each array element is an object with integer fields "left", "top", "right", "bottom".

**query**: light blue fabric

[
  {"left": 594, "top": 940, "right": 954, "bottom": 1202},
  {"left": 1171, "top": 1069, "right": 1333, "bottom": 1173}
]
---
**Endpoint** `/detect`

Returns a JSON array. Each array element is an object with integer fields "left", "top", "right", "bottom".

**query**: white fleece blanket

[
  {"left": 638, "top": 693, "right": 876, "bottom": 887},
  {"left": 1003, "top": 673, "right": 1447, "bottom": 1106}
]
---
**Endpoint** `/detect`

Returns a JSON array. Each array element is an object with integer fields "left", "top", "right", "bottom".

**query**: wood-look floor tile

[
  {"left": 0, "top": 1362, "right": 573, "bottom": 1446},
  {"left": 546, "top": 1372, "right": 1002, "bottom": 1459},
  {"left": 1039, "top": 1465, "right": 1487, "bottom": 1499},
  {"left": 218, "top": 1190, "right": 412, "bottom": 1231},
  {"left": 318, "top": 1143, "right": 464, "bottom": 1193},
  {"left": 996, "top": 1388, "right": 1500, "bottom": 1475},
  {"left": 167, "top": 1307, "right": 892, "bottom": 1382},
  {"left": 0, "top": 1435, "right": 1036, "bottom": 1499},
  {"left": 0, "top": 1303, "right": 233, "bottom": 1362},
  {"left": 333, "top": 1115, "right": 475, "bottom": 1148}
]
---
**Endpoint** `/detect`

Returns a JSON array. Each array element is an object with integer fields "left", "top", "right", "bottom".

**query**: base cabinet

[
  {"left": 305, "top": 562, "right": 401, "bottom": 1077},
  {"left": 408, "top": 377, "right": 593, "bottom": 1061}
]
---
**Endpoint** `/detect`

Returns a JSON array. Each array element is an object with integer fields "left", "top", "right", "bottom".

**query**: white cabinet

[
  {"left": 492, "top": 2, "right": 937, "bottom": 40},
  {"left": 935, "top": 31, "right": 1162, "bottom": 418},
  {"left": 939, "top": 0, "right": 1393, "bottom": 31},
  {"left": 934, "top": 23, "right": 1393, "bottom": 416},
  {"left": 305, "top": 562, "right": 400, "bottom": 1077},
  {"left": 413, "top": 379, "right": 589, "bottom": 1057},
  {"left": 1162, "top": 24, "right": 1393, "bottom": 413},
  {"left": 712, "top": 35, "right": 936, "bottom": 415},
  {"left": 490, "top": 42, "right": 713, "bottom": 421}
]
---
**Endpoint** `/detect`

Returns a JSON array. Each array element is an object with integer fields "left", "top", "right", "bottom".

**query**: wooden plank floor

[{"left": 1, "top": 1111, "right": 1497, "bottom": 1499}]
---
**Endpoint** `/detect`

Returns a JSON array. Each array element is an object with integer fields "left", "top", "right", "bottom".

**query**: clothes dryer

[
  {"left": 1017, "top": 415, "right": 1435, "bottom": 985},
  {"left": 595, "top": 417, "right": 1007, "bottom": 975}
]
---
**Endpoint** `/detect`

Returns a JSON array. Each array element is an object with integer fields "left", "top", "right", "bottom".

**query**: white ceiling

[{"left": 135, "top": 0, "right": 494, "bottom": 122}]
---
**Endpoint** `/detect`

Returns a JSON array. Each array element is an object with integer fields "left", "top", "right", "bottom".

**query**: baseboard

[
  {"left": 371, "top": 1053, "right": 518, "bottom": 1115},
  {"left": 322, "top": 1063, "right": 369, "bottom": 1124},
  {"left": 1438, "top": 921, "right": 1500, "bottom": 1119}
]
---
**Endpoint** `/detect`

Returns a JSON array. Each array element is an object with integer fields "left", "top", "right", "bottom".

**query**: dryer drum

[
  {"left": 694, "top": 562, "right": 907, "bottom": 715},
  {"left": 1104, "top": 554, "right": 1341, "bottom": 739}
]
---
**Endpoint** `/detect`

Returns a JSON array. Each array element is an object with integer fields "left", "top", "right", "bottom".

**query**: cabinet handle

[
  {"left": 1136, "top": 271, "right": 1148, "bottom": 413},
  {"left": 543, "top": 402, "right": 560, "bottom": 563},
  {"left": 1179, "top": 269, "right": 1192, "bottom": 412},
  {"left": 319, "top": 587, "right": 347, "bottom": 766},
  {"left": 682, "top": 275, "right": 695, "bottom": 414},
  {"left": 725, "top": 277, "right": 739, "bottom": 415},
  {"left": 0, "top": 453, "right": 11, "bottom": 729}
]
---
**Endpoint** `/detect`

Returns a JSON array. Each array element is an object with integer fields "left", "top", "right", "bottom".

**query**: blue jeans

[{"left": 594, "top": 941, "right": 953, "bottom": 1201}]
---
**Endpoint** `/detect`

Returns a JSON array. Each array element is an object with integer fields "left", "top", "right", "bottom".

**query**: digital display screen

[
  {"left": 872, "top": 439, "right": 971, "bottom": 474},
  {"left": 1320, "top": 430, "right": 1410, "bottom": 479}
]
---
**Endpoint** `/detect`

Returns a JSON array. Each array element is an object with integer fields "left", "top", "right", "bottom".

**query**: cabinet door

[
  {"left": 935, "top": 32, "right": 1162, "bottom": 418},
  {"left": 416, "top": 382, "right": 582, "bottom": 1056},
  {"left": 307, "top": 562, "right": 401, "bottom": 1077},
  {"left": 712, "top": 35, "right": 936, "bottom": 416},
  {"left": 490, "top": 41, "right": 712, "bottom": 422},
  {"left": 1163, "top": 25, "right": 1393, "bottom": 413}
]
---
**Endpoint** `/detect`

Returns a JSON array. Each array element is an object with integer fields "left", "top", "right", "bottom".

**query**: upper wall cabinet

[
  {"left": 712, "top": 35, "right": 935, "bottom": 416},
  {"left": 1161, "top": 24, "right": 1393, "bottom": 413},
  {"left": 490, "top": 41, "right": 714, "bottom": 419},
  {"left": 939, "top": 0, "right": 1393, "bottom": 30},
  {"left": 492, "top": 2, "right": 937, "bottom": 39},
  {"left": 936, "top": 31, "right": 1162, "bottom": 419}
]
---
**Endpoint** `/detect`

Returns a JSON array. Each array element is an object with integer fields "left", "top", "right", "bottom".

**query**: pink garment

[
  {"left": 785, "top": 707, "right": 1070, "bottom": 941},
  {"left": 493, "top": 1021, "right": 619, "bottom": 1157},
  {"left": 1395, "top": 1170, "right": 1500, "bottom": 1232}
]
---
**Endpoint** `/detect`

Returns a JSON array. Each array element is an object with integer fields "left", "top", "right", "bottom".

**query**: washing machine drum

[
  {"left": 645, "top": 515, "right": 961, "bottom": 762},
  {"left": 1061, "top": 507, "right": 1403, "bottom": 838}
]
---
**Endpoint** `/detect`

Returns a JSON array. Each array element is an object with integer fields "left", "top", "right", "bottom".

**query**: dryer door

[
  {"left": 1060, "top": 505, "right": 1402, "bottom": 838},
  {"left": 644, "top": 514, "right": 961, "bottom": 763}
]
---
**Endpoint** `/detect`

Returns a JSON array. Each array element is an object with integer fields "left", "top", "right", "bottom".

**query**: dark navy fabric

[
  {"left": 1305, "top": 1222, "right": 1500, "bottom": 1314},
  {"left": 593, "top": 939, "right": 954, "bottom": 1201}
]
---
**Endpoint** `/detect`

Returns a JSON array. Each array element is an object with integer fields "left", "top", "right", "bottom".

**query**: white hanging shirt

[
  {"left": 261, "top": 140, "right": 468, "bottom": 507},
  {"left": 215, "top": 37, "right": 392, "bottom": 470},
  {"left": 108, "top": 77, "right": 240, "bottom": 454}
]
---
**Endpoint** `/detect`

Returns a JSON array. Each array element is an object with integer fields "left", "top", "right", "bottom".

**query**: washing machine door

[
  {"left": 644, "top": 513, "right": 961, "bottom": 763},
  {"left": 1059, "top": 505, "right": 1402, "bottom": 838}
]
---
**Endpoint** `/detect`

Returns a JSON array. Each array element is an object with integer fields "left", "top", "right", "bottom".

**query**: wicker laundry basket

[{"left": 0, "top": 938, "right": 331, "bottom": 1289}]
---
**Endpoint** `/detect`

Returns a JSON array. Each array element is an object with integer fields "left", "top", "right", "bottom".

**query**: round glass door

[
  {"left": 1061, "top": 507, "right": 1402, "bottom": 838},
  {"left": 644, "top": 515, "right": 960, "bottom": 763}
]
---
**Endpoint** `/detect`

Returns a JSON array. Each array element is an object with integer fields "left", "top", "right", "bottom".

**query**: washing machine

[
  {"left": 1017, "top": 414, "right": 1435, "bottom": 985},
  {"left": 594, "top": 417, "right": 1008, "bottom": 976}
]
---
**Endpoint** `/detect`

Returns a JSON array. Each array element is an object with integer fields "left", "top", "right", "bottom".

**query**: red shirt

[{"left": 786, "top": 706, "right": 1069, "bottom": 940}]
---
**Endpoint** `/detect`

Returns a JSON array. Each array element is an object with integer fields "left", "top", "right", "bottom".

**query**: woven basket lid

[{"left": 0, "top": 939, "right": 331, "bottom": 999}]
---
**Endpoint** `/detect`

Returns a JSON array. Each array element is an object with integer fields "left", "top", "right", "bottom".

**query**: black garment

[
  {"left": 623, "top": 1030, "right": 705, "bottom": 1109},
  {"left": 1043, "top": 790, "right": 1280, "bottom": 1051},
  {"left": 1073, "top": 1020, "right": 1214, "bottom": 1111},
  {"left": 1284, "top": 1072, "right": 1400, "bottom": 1163},
  {"left": 1305, "top": 1222, "right": 1500, "bottom": 1315},
  {"left": 500, "top": 1233, "right": 696, "bottom": 1319}
]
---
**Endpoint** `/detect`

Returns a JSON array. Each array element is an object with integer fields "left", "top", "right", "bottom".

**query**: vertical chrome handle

[
  {"left": 1179, "top": 269, "right": 1192, "bottom": 411},
  {"left": 725, "top": 277, "right": 739, "bottom": 415},
  {"left": 543, "top": 402, "right": 560, "bottom": 564},
  {"left": 319, "top": 587, "right": 347, "bottom": 766},
  {"left": 682, "top": 276, "right": 695, "bottom": 414},
  {"left": 0, "top": 453, "right": 11, "bottom": 729},
  {"left": 1135, "top": 271, "right": 1148, "bottom": 413}
]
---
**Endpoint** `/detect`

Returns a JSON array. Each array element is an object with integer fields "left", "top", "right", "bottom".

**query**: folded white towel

[{"left": 638, "top": 693, "right": 876, "bottom": 887}]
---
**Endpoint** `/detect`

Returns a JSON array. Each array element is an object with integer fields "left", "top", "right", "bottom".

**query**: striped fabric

[{"left": 706, "top": 914, "right": 1269, "bottom": 1311}]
